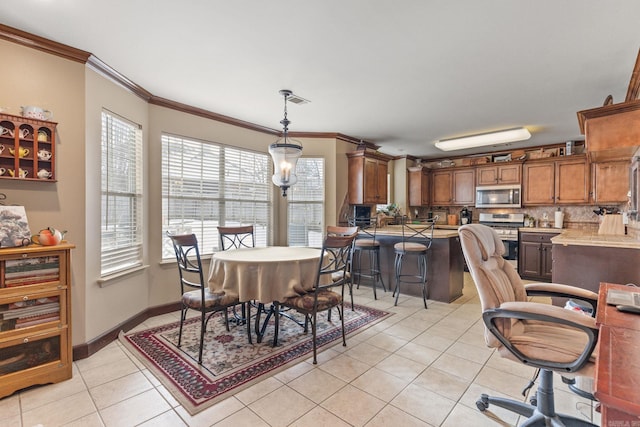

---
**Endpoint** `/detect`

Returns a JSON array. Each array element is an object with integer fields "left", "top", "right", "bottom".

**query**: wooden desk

[{"left": 595, "top": 282, "right": 640, "bottom": 425}]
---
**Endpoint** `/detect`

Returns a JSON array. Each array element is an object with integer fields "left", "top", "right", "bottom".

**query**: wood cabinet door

[
  {"left": 452, "top": 168, "right": 475, "bottom": 205},
  {"left": 497, "top": 163, "right": 522, "bottom": 184},
  {"left": 363, "top": 157, "right": 379, "bottom": 204},
  {"left": 592, "top": 160, "right": 630, "bottom": 203},
  {"left": 409, "top": 170, "right": 429, "bottom": 206},
  {"left": 541, "top": 242, "right": 554, "bottom": 279},
  {"left": 375, "top": 160, "right": 388, "bottom": 204},
  {"left": 523, "top": 162, "right": 555, "bottom": 205},
  {"left": 520, "top": 241, "right": 542, "bottom": 277},
  {"left": 555, "top": 158, "right": 589, "bottom": 204},
  {"left": 432, "top": 170, "right": 453, "bottom": 205},
  {"left": 476, "top": 166, "right": 499, "bottom": 186}
]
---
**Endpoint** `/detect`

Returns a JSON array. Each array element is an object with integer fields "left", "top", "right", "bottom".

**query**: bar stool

[
  {"left": 349, "top": 216, "right": 386, "bottom": 300},
  {"left": 393, "top": 216, "right": 436, "bottom": 308}
]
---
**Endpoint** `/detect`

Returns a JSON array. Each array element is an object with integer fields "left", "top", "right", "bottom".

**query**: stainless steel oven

[{"left": 478, "top": 213, "right": 524, "bottom": 267}]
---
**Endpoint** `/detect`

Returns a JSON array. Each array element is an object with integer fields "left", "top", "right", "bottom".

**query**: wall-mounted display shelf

[{"left": 0, "top": 112, "right": 57, "bottom": 182}]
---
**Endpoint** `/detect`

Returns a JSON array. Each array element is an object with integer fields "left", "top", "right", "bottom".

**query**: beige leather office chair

[{"left": 459, "top": 224, "right": 599, "bottom": 427}]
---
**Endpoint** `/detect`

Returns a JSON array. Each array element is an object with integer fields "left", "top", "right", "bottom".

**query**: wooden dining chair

[
  {"left": 167, "top": 233, "right": 250, "bottom": 364},
  {"left": 279, "top": 233, "right": 357, "bottom": 364},
  {"left": 327, "top": 226, "right": 358, "bottom": 310}
]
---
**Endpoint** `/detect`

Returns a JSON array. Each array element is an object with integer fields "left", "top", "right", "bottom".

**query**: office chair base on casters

[{"left": 475, "top": 370, "right": 597, "bottom": 427}]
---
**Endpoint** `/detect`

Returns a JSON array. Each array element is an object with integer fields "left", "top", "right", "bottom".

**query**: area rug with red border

[{"left": 119, "top": 304, "right": 391, "bottom": 415}]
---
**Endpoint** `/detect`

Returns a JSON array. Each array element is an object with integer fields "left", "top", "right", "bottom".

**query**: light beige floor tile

[
  {"left": 344, "top": 341, "right": 392, "bottom": 366},
  {"left": 321, "top": 384, "right": 386, "bottom": 426},
  {"left": 74, "top": 343, "right": 128, "bottom": 373},
  {"left": 62, "top": 412, "right": 104, "bottom": 427},
  {"left": 212, "top": 407, "right": 269, "bottom": 427},
  {"left": 79, "top": 355, "right": 140, "bottom": 389},
  {"left": 249, "top": 385, "right": 315, "bottom": 427},
  {"left": 411, "top": 330, "right": 455, "bottom": 352},
  {"left": 375, "top": 353, "right": 427, "bottom": 382},
  {"left": 20, "top": 374, "right": 88, "bottom": 412},
  {"left": 273, "top": 360, "right": 315, "bottom": 383},
  {"left": 175, "top": 396, "right": 244, "bottom": 427},
  {"left": 0, "top": 394, "right": 21, "bottom": 422},
  {"left": 485, "top": 352, "right": 536, "bottom": 380},
  {"left": 22, "top": 390, "right": 96, "bottom": 427},
  {"left": 99, "top": 389, "right": 171, "bottom": 427},
  {"left": 351, "top": 367, "right": 410, "bottom": 402},
  {"left": 412, "top": 366, "right": 471, "bottom": 401},
  {"left": 458, "top": 383, "right": 521, "bottom": 426},
  {"left": 303, "top": 346, "right": 342, "bottom": 366},
  {"left": 445, "top": 340, "right": 493, "bottom": 364},
  {"left": 318, "top": 354, "right": 370, "bottom": 382},
  {"left": 138, "top": 410, "right": 187, "bottom": 426},
  {"left": 390, "top": 383, "right": 456, "bottom": 426},
  {"left": 394, "top": 341, "right": 442, "bottom": 366},
  {"left": 365, "top": 331, "right": 408, "bottom": 352},
  {"left": 431, "top": 353, "right": 483, "bottom": 382},
  {"left": 364, "top": 404, "right": 433, "bottom": 427},
  {"left": 288, "top": 368, "right": 347, "bottom": 403},
  {"left": 474, "top": 366, "right": 534, "bottom": 400},
  {"left": 234, "top": 376, "right": 283, "bottom": 405},
  {"left": 289, "top": 405, "right": 352, "bottom": 427},
  {"left": 442, "top": 402, "right": 511, "bottom": 427},
  {"left": 142, "top": 369, "right": 162, "bottom": 387},
  {"left": 156, "top": 385, "right": 180, "bottom": 407},
  {"left": 89, "top": 371, "right": 153, "bottom": 409},
  {"left": 381, "top": 323, "right": 423, "bottom": 341}
]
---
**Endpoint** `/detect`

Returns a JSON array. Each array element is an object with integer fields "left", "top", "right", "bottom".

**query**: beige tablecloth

[{"left": 208, "top": 246, "right": 324, "bottom": 303}]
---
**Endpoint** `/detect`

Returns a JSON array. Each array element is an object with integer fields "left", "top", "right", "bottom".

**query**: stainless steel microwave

[{"left": 475, "top": 185, "right": 521, "bottom": 208}]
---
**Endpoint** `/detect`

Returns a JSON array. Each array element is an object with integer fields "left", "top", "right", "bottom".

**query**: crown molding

[{"left": 0, "top": 23, "right": 91, "bottom": 63}]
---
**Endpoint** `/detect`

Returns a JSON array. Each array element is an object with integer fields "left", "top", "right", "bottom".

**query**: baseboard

[{"left": 72, "top": 302, "right": 182, "bottom": 360}]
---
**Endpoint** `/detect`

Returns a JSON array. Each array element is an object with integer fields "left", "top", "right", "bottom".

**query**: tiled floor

[{"left": 1, "top": 274, "right": 600, "bottom": 426}]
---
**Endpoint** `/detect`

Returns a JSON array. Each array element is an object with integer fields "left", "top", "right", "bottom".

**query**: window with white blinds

[
  {"left": 101, "top": 111, "right": 144, "bottom": 277},
  {"left": 161, "top": 134, "right": 272, "bottom": 259},
  {"left": 287, "top": 158, "right": 324, "bottom": 247}
]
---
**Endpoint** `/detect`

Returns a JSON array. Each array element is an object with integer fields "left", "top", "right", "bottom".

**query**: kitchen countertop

[
  {"left": 551, "top": 230, "right": 640, "bottom": 249},
  {"left": 519, "top": 227, "right": 563, "bottom": 233},
  {"left": 376, "top": 225, "right": 459, "bottom": 238}
]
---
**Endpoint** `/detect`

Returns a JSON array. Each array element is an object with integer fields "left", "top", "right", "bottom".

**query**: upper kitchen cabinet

[
  {"left": 408, "top": 168, "right": 430, "bottom": 207},
  {"left": 523, "top": 156, "right": 589, "bottom": 205},
  {"left": 591, "top": 159, "right": 630, "bottom": 203},
  {"left": 431, "top": 167, "right": 475, "bottom": 206},
  {"left": 476, "top": 163, "right": 522, "bottom": 186},
  {"left": 347, "top": 151, "right": 390, "bottom": 205}
]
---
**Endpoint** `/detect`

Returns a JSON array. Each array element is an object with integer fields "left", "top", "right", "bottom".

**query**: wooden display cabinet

[
  {"left": 0, "top": 112, "right": 57, "bottom": 182},
  {"left": 0, "top": 243, "right": 74, "bottom": 398},
  {"left": 347, "top": 151, "right": 390, "bottom": 205}
]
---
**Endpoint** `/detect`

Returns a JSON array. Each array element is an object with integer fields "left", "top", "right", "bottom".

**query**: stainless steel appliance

[
  {"left": 475, "top": 185, "right": 522, "bottom": 208},
  {"left": 478, "top": 213, "right": 525, "bottom": 267}
]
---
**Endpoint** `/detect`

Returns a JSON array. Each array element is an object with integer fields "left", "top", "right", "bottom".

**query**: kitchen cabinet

[
  {"left": 0, "top": 112, "right": 56, "bottom": 181},
  {"left": 408, "top": 169, "right": 430, "bottom": 206},
  {"left": 518, "top": 231, "right": 559, "bottom": 281},
  {"left": 0, "top": 243, "right": 74, "bottom": 398},
  {"left": 347, "top": 151, "right": 390, "bottom": 205},
  {"left": 591, "top": 160, "right": 630, "bottom": 204},
  {"left": 476, "top": 163, "right": 522, "bottom": 186},
  {"left": 431, "top": 168, "right": 475, "bottom": 206},
  {"left": 522, "top": 156, "right": 589, "bottom": 205}
]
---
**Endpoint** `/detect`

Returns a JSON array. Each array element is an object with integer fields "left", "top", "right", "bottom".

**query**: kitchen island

[
  {"left": 354, "top": 226, "right": 464, "bottom": 303},
  {"left": 551, "top": 230, "right": 640, "bottom": 299}
]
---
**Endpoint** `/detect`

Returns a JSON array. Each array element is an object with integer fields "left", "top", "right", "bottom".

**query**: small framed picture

[{"left": 0, "top": 206, "right": 32, "bottom": 248}]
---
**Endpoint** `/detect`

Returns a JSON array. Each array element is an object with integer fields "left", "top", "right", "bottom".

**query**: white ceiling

[{"left": 1, "top": 1, "right": 640, "bottom": 158}]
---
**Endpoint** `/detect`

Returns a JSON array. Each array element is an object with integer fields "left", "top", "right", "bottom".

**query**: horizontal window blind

[
  {"left": 162, "top": 134, "right": 272, "bottom": 258},
  {"left": 101, "top": 111, "right": 144, "bottom": 277},
  {"left": 288, "top": 158, "right": 324, "bottom": 247}
]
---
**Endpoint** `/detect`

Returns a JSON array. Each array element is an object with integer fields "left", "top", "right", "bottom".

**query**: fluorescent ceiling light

[{"left": 435, "top": 127, "right": 531, "bottom": 151}]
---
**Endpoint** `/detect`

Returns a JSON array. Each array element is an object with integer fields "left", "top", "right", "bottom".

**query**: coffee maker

[{"left": 460, "top": 206, "right": 472, "bottom": 225}]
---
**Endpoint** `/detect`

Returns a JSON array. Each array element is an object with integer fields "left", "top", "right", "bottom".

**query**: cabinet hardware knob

[
  {"left": 23, "top": 338, "right": 29, "bottom": 343},
  {"left": 23, "top": 296, "right": 28, "bottom": 301},
  {"left": 22, "top": 254, "right": 28, "bottom": 258}
]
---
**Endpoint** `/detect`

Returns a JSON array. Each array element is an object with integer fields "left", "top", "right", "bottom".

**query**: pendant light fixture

[{"left": 269, "top": 89, "right": 303, "bottom": 197}]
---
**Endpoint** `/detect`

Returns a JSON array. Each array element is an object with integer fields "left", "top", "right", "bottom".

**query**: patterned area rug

[{"left": 119, "top": 304, "right": 391, "bottom": 415}]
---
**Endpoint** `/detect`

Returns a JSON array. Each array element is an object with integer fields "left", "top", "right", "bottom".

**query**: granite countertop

[
  {"left": 551, "top": 229, "right": 640, "bottom": 249},
  {"left": 519, "top": 227, "right": 563, "bottom": 233},
  {"left": 376, "top": 225, "right": 459, "bottom": 238}
]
